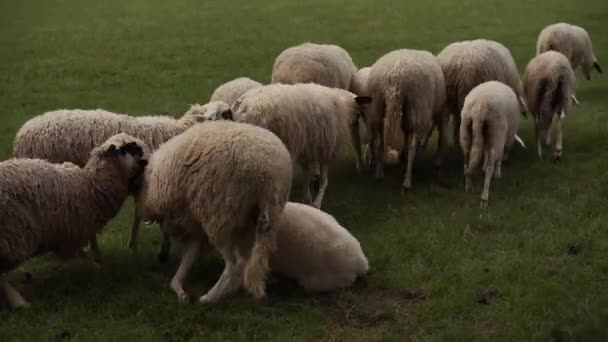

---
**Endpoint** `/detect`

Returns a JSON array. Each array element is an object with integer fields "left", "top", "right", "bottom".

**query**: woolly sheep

[
  {"left": 536, "top": 23, "right": 602, "bottom": 82},
  {"left": 233, "top": 83, "right": 370, "bottom": 208},
  {"left": 366, "top": 49, "right": 447, "bottom": 189},
  {"left": 0, "top": 134, "right": 149, "bottom": 309},
  {"left": 12, "top": 102, "right": 231, "bottom": 253},
  {"left": 210, "top": 77, "right": 262, "bottom": 106},
  {"left": 271, "top": 42, "right": 357, "bottom": 90},
  {"left": 438, "top": 39, "right": 527, "bottom": 144},
  {"left": 137, "top": 121, "right": 293, "bottom": 304},
  {"left": 270, "top": 202, "right": 368, "bottom": 292},
  {"left": 523, "top": 51, "right": 576, "bottom": 160},
  {"left": 459, "top": 81, "right": 525, "bottom": 208}
]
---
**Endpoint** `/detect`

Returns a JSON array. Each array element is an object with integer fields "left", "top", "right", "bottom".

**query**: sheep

[
  {"left": 271, "top": 42, "right": 357, "bottom": 90},
  {"left": 438, "top": 39, "right": 527, "bottom": 144},
  {"left": 270, "top": 202, "right": 368, "bottom": 292},
  {"left": 137, "top": 120, "right": 293, "bottom": 304},
  {"left": 536, "top": 23, "right": 602, "bottom": 84},
  {"left": 0, "top": 133, "right": 149, "bottom": 309},
  {"left": 523, "top": 51, "right": 576, "bottom": 160},
  {"left": 232, "top": 83, "right": 371, "bottom": 209},
  {"left": 12, "top": 102, "right": 232, "bottom": 253},
  {"left": 459, "top": 81, "right": 525, "bottom": 209},
  {"left": 366, "top": 49, "right": 447, "bottom": 189},
  {"left": 210, "top": 77, "right": 262, "bottom": 106}
]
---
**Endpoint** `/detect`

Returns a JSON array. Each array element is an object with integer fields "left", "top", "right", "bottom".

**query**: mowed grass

[{"left": 1, "top": 0, "right": 607, "bottom": 340}]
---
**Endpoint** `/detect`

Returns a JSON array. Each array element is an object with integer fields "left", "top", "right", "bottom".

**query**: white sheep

[
  {"left": 537, "top": 23, "right": 602, "bottom": 83},
  {"left": 271, "top": 42, "right": 357, "bottom": 90},
  {"left": 233, "top": 83, "right": 370, "bottom": 208},
  {"left": 459, "top": 81, "right": 525, "bottom": 208},
  {"left": 438, "top": 39, "right": 527, "bottom": 144},
  {"left": 210, "top": 77, "right": 263, "bottom": 106},
  {"left": 12, "top": 102, "right": 232, "bottom": 253},
  {"left": 366, "top": 49, "right": 447, "bottom": 189},
  {"left": 0, "top": 133, "right": 149, "bottom": 309},
  {"left": 270, "top": 202, "right": 368, "bottom": 292},
  {"left": 137, "top": 120, "right": 293, "bottom": 304},
  {"left": 523, "top": 51, "right": 576, "bottom": 160}
]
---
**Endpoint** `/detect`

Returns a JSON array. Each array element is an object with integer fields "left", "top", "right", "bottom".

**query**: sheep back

[{"left": 210, "top": 77, "right": 262, "bottom": 106}]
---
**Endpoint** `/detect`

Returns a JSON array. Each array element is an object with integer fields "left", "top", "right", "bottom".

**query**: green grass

[{"left": 1, "top": 0, "right": 608, "bottom": 340}]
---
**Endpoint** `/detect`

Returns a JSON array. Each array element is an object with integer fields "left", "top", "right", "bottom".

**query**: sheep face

[
  {"left": 184, "top": 101, "right": 233, "bottom": 123},
  {"left": 98, "top": 134, "right": 150, "bottom": 185}
]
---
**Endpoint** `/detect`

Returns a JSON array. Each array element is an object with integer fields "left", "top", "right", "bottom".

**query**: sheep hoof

[
  {"left": 178, "top": 293, "right": 190, "bottom": 304},
  {"left": 402, "top": 181, "right": 412, "bottom": 190},
  {"left": 12, "top": 300, "right": 31, "bottom": 309},
  {"left": 553, "top": 150, "right": 562, "bottom": 162},
  {"left": 480, "top": 200, "right": 488, "bottom": 210},
  {"left": 199, "top": 294, "right": 213, "bottom": 304}
]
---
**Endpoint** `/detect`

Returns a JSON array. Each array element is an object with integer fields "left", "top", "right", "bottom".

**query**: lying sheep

[
  {"left": 0, "top": 134, "right": 149, "bottom": 309},
  {"left": 233, "top": 83, "right": 370, "bottom": 208},
  {"left": 12, "top": 102, "right": 231, "bottom": 253},
  {"left": 154, "top": 202, "right": 369, "bottom": 293},
  {"left": 537, "top": 23, "right": 602, "bottom": 83},
  {"left": 366, "top": 49, "right": 447, "bottom": 189},
  {"left": 523, "top": 51, "right": 576, "bottom": 160},
  {"left": 137, "top": 121, "right": 292, "bottom": 304},
  {"left": 460, "top": 81, "right": 525, "bottom": 208},
  {"left": 271, "top": 202, "right": 368, "bottom": 292},
  {"left": 438, "top": 39, "right": 527, "bottom": 144},
  {"left": 210, "top": 77, "right": 262, "bottom": 106},
  {"left": 272, "top": 42, "right": 357, "bottom": 90}
]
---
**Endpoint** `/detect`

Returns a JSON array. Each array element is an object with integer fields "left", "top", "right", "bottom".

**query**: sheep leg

[
  {"left": 312, "top": 164, "right": 329, "bottom": 209},
  {"left": 199, "top": 249, "right": 244, "bottom": 304},
  {"left": 535, "top": 125, "right": 543, "bottom": 159},
  {"left": 481, "top": 155, "right": 495, "bottom": 209},
  {"left": 89, "top": 237, "right": 102, "bottom": 268},
  {"left": 127, "top": 205, "right": 142, "bottom": 253},
  {"left": 571, "top": 94, "right": 580, "bottom": 106},
  {"left": 554, "top": 116, "right": 563, "bottom": 161},
  {"left": 1, "top": 275, "right": 30, "bottom": 309},
  {"left": 351, "top": 121, "right": 364, "bottom": 173},
  {"left": 170, "top": 240, "right": 200, "bottom": 303},
  {"left": 402, "top": 133, "right": 417, "bottom": 190},
  {"left": 463, "top": 149, "right": 471, "bottom": 192},
  {"left": 452, "top": 114, "right": 461, "bottom": 146},
  {"left": 157, "top": 223, "right": 172, "bottom": 263},
  {"left": 434, "top": 117, "right": 449, "bottom": 168},
  {"left": 301, "top": 164, "right": 314, "bottom": 205},
  {"left": 494, "top": 159, "right": 502, "bottom": 179}
]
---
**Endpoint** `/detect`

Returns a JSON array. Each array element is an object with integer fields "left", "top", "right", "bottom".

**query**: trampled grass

[{"left": 0, "top": 0, "right": 607, "bottom": 340}]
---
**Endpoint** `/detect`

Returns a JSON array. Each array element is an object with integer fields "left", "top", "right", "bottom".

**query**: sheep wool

[
  {"left": 536, "top": 22, "right": 602, "bottom": 81},
  {"left": 523, "top": 51, "right": 576, "bottom": 160},
  {"left": 0, "top": 134, "right": 150, "bottom": 308},
  {"left": 138, "top": 121, "right": 293, "bottom": 304},
  {"left": 271, "top": 202, "right": 369, "bottom": 292},
  {"left": 271, "top": 42, "right": 357, "bottom": 90},
  {"left": 234, "top": 82, "right": 370, "bottom": 209},
  {"left": 438, "top": 39, "right": 527, "bottom": 143},
  {"left": 367, "top": 49, "right": 447, "bottom": 189},
  {"left": 210, "top": 77, "right": 262, "bottom": 106},
  {"left": 459, "top": 81, "right": 522, "bottom": 208}
]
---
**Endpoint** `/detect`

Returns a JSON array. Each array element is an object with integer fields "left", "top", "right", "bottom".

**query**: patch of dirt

[
  {"left": 476, "top": 287, "right": 502, "bottom": 305},
  {"left": 317, "top": 287, "right": 428, "bottom": 328}
]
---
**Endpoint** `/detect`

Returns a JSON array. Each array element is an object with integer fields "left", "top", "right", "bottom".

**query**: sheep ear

[
  {"left": 102, "top": 144, "right": 119, "bottom": 158},
  {"left": 355, "top": 96, "right": 372, "bottom": 105},
  {"left": 221, "top": 109, "right": 233, "bottom": 121}
]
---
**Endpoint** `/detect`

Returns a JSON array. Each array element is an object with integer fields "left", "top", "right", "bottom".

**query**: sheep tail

[
  {"left": 466, "top": 116, "right": 485, "bottom": 175},
  {"left": 244, "top": 202, "right": 278, "bottom": 299},
  {"left": 384, "top": 86, "right": 404, "bottom": 150}
]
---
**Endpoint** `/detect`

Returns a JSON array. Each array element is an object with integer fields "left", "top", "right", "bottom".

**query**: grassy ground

[{"left": 1, "top": 0, "right": 607, "bottom": 340}]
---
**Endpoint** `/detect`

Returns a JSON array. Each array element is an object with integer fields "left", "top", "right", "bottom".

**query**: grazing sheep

[
  {"left": 12, "top": 102, "right": 231, "bottom": 253},
  {"left": 0, "top": 134, "right": 149, "bottom": 309},
  {"left": 137, "top": 121, "right": 293, "bottom": 304},
  {"left": 438, "top": 39, "right": 527, "bottom": 144},
  {"left": 523, "top": 51, "right": 576, "bottom": 160},
  {"left": 366, "top": 49, "right": 447, "bottom": 189},
  {"left": 210, "top": 77, "right": 262, "bottom": 106},
  {"left": 271, "top": 42, "right": 357, "bottom": 90},
  {"left": 270, "top": 202, "right": 368, "bottom": 292},
  {"left": 233, "top": 83, "right": 370, "bottom": 208},
  {"left": 459, "top": 81, "right": 525, "bottom": 208},
  {"left": 537, "top": 23, "right": 602, "bottom": 82},
  {"left": 349, "top": 67, "right": 375, "bottom": 165}
]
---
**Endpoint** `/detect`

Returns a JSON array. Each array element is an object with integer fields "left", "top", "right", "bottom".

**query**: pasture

[{"left": 1, "top": 0, "right": 607, "bottom": 340}]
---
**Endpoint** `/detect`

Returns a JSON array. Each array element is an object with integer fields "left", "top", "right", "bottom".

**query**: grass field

[{"left": 1, "top": 0, "right": 608, "bottom": 340}]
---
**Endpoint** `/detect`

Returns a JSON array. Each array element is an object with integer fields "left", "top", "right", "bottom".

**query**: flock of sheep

[{"left": 0, "top": 22, "right": 602, "bottom": 309}]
